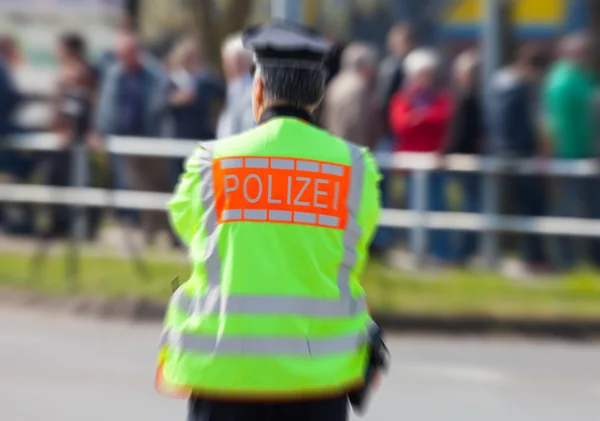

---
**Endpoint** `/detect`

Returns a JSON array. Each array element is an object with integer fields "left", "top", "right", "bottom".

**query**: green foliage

[{"left": 1, "top": 251, "right": 600, "bottom": 319}]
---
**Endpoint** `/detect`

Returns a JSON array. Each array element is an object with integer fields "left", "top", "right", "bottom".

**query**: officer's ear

[
  {"left": 254, "top": 75, "right": 264, "bottom": 103},
  {"left": 252, "top": 74, "right": 264, "bottom": 122}
]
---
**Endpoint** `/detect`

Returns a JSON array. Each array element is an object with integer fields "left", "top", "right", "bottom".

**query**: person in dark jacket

[
  {"left": 443, "top": 50, "right": 483, "bottom": 265},
  {"left": 95, "top": 32, "right": 168, "bottom": 242},
  {"left": 0, "top": 45, "right": 21, "bottom": 143},
  {"left": 376, "top": 23, "right": 414, "bottom": 135},
  {"left": 370, "top": 23, "right": 415, "bottom": 255},
  {"left": 161, "top": 36, "right": 225, "bottom": 187},
  {"left": 44, "top": 32, "right": 97, "bottom": 238},
  {"left": 0, "top": 41, "right": 25, "bottom": 233},
  {"left": 488, "top": 44, "right": 550, "bottom": 272},
  {"left": 94, "top": 12, "right": 134, "bottom": 83}
]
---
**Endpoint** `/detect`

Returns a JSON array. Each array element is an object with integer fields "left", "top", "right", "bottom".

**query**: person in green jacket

[
  {"left": 544, "top": 33, "right": 596, "bottom": 159},
  {"left": 543, "top": 32, "right": 600, "bottom": 269},
  {"left": 158, "top": 21, "right": 384, "bottom": 421}
]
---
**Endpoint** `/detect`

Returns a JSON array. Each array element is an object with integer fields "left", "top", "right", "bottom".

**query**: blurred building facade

[
  {"left": 444, "top": 0, "right": 588, "bottom": 39},
  {"left": 134, "top": 0, "right": 590, "bottom": 60}
]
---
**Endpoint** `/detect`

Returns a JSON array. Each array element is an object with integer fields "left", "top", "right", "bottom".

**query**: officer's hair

[{"left": 257, "top": 66, "right": 327, "bottom": 108}]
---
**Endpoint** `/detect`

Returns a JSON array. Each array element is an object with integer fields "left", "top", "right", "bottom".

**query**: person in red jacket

[{"left": 389, "top": 48, "right": 453, "bottom": 264}]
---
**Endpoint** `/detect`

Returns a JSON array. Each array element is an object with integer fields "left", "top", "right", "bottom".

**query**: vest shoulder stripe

[
  {"left": 337, "top": 143, "right": 366, "bottom": 300},
  {"left": 197, "top": 143, "right": 221, "bottom": 289}
]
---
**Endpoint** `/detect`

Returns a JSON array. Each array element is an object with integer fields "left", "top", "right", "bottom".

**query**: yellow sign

[{"left": 445, "top": 0, "right": 566, "bottom": 25}]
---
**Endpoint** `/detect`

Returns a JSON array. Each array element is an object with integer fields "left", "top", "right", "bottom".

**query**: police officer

[{"left": 157, "top": 21, "right": 383, "bottom": 421}]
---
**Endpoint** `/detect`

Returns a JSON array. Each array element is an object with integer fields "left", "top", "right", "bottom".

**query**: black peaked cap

[{"left": 242, "top": 20, "right": 332, "bottom": 66}]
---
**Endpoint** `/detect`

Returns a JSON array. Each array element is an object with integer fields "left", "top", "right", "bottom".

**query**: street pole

[
  {"left": 66, "top": 137, "right": 88, "bottom": 292},
  {"left": 482, "top": 0, "right": 502, "bottom": 102},
  {"left": 589, "top": 0, "right": 600, "bottom": 74},
  {"left": 482, "top": 0, "right": 514, "bottom": 107},
  {"left": 271, "top": 0, "right": 303, "bottom": 23},
  {"left": 480, "top": 0, "right": 505, "bottom": 270}
]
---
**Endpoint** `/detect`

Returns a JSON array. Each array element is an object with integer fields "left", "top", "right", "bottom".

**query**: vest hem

[
  {"left": 188, "top": 378, "right": 364, "bottom": 403},
  {"left": 158, "top": 378, "right": 365, "bottom": 402}
]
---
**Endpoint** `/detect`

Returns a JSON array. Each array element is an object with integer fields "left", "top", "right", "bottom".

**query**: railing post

[
  {"left": 271, "top": 0, "right": 303, "bottom": 22},
  {"left": 481, "top": 161, "right": 500, "bottom": 269},
  {"left": 412, "top": 169, "right": 429, "bottom": 268},
  {"left": 66, "top": 140, "right": 89, "bottom": 291}
]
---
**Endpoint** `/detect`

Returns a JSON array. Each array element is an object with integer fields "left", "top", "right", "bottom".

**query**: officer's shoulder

[
  {"left": 327, "top": 133, "right": 371, "bottom": 158},
  {"left": 188, "top": 138, "right": 232, "bottom": 160},
  {"left": 325, "top": 133, "right": 379, "bottom": 170},
  {"left": 192, "top": 125, "right": 267, "bottom": 155},
  {"left": 215, "top": 124, "right": 267, "bottom": 145}
]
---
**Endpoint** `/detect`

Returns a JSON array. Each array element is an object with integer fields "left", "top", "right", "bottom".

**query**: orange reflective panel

[{"left": 212, "top": 157, "right": 351, "bottom": 229}]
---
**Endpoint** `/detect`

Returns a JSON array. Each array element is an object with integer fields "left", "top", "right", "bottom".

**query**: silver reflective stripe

[
  {"left": 319, "top": 215, "right": 339, "bottom": 227},
  {"left": 197, "top": 143, "right": 222, "bottom": 289},
  {"left": 159, "top": 328, "right": 169, "bottom": 347},
  {"left": 269, "top": 210, "right": 292, "bottom": 221},
  {"left": 294, "top": 212, "right": 317, "bottom": 224},
  {"left": 221, "top": 158, "right": 243, "bottom": 169},
  {"left": 322, "top": 163, "right": 344, "bottom": 176},
  {"left": 296, "top": 160, "right": 320, "bottom": 172},
  {"left": 337, "top": 144, "right": 365, "bottom": 300},
  {"left": 174, "top": 290, "right": 367, "bottom": 317},
  {"left": 245, "top": 158, "right": 269, "bottom": 168},
  {"left": 271, "top": 158, "right": 294, "bottom": 169},
  {"left": 244, "top": 209, "right": 268, "bottom": 220},
  {"left": 222, "top": 209, "right": 242, "bottom": 220},
  {"left": 164, "top": 329, "right": 367, "bottom": 356}
]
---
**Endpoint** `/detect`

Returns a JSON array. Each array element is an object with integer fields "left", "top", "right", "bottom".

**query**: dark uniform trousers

[{"left": 187, "top": 396, "right": 349, "bottom": 421}]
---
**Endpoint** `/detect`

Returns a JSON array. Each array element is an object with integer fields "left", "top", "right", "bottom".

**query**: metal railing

[{"left": 2, "top": 132, "right": 600, "bottom": 269}]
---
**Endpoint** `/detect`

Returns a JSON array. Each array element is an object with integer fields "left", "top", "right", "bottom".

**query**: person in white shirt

[{"left": 217, "top": 33, "right": 255, "bottom": 138}]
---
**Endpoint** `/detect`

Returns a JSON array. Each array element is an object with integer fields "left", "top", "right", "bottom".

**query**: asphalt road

[{"left": 1, "top": 307, "right": 599, "bottom": 421}]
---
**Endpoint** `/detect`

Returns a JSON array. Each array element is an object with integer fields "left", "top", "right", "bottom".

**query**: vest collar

[{"left": 259, "top": 106, "right": 314, "bottom": 125}]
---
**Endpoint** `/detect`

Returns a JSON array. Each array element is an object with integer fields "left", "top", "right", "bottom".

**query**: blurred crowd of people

[
  {"left": 0, "top": 20, "right": 599, "bottom": 272},
  {"left": 329, "top": 25, "right": 598, "bottom": 273},
  {"left": 0, "top": 19, "right": 254, "bottom": 245}
]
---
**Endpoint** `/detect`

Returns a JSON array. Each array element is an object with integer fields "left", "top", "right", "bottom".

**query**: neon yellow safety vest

[{"left": 157, "top": 114, "right": 382, "bottom": 400}]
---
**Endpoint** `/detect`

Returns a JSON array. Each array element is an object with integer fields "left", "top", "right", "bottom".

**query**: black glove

[{"left": 348, "top": 323, "right": 391, "bottom": 415}]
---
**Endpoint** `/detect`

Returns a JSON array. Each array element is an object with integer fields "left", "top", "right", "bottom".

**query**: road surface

[{"left": 1, "top": 307, "right": 599, "bottom": 420}]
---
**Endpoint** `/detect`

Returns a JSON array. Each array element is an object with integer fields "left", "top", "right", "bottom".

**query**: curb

[
  {"left": 374, "top": 313, "right": 600, "bottom": 341},
  {"left": 0, "top": 288, "right": 166, "bottom": 321},
  {"left": 2, "top": 288, "right": 600, "bottom": 340}
]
